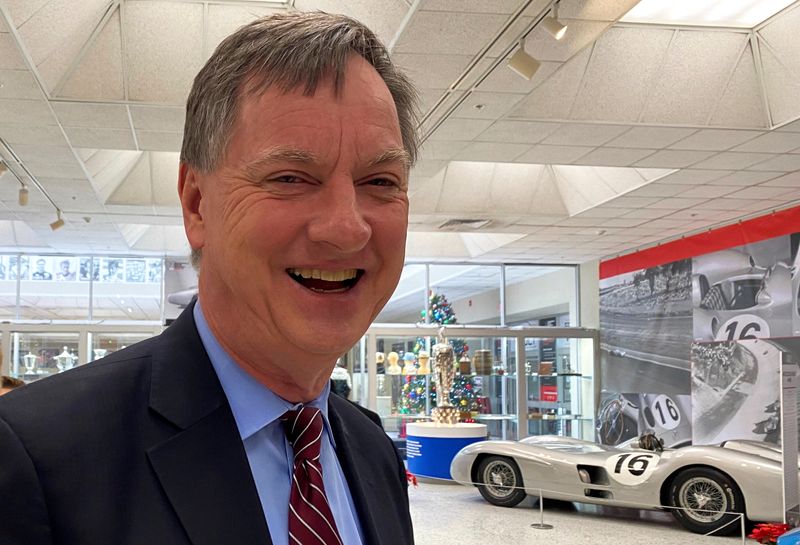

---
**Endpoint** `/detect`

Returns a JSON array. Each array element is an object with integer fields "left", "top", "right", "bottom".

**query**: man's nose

[{"left": 307, "top": 181, "right": 371, "bottom": 253}]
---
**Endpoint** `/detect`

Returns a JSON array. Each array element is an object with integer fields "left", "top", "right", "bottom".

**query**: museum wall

[{"left": 597, "top": 205, "right": 800, "bottom": 448}]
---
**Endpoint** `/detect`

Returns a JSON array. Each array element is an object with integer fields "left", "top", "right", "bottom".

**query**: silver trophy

[{"left": 432, "top": 342, "right": 459, "bottom": 425}]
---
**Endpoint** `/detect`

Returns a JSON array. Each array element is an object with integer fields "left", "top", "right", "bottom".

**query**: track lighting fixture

[
  {"left": 542, "top": 2, "right": 567, "bottom": 40},
  {"left": 507, "top": 40, "right": 541, "bottom": 80},
  {"left": 18, "top": 185, "right": 28, "bottom": 206},
  {"left": 542, "top": 15, "right": 567, "bottom": 40},
  {"left": 50, "top": 209, "right": 65, "bottom": 231}
]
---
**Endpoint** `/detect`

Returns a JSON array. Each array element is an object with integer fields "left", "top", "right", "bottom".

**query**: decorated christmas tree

[{"left": 401, "top": 291, "right": 481, "bottom": 415}]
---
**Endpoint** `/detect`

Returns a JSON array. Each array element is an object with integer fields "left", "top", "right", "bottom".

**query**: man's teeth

[{"left": 288, "top": 268, "right": 358, "bottom": 282}]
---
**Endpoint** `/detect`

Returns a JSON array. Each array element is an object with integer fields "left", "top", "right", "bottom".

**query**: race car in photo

[
  {"left": 450, "top": 433, "right": 793, "bottom": 535},
  {"left": 693, "top": 248, "right": 792, "bottom": 342}
]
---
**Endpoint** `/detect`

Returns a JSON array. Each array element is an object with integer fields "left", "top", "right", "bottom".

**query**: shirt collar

[{"left": 193, "top": 301, "right": 332, "bottom": 442}]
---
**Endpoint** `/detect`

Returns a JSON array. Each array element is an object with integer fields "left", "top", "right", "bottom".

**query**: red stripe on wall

[{"left": 599, "top": 205, "right": 800, "bottom": 279}]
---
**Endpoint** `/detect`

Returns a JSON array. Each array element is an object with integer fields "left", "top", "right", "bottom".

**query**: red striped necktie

[{"left": 281, "top": 406, "right": 343, "bottom": 545}]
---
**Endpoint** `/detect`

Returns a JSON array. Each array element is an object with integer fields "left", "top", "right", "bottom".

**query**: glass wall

[
  {"left": 0, "top": 254, "right": 165, "bottom": 322},
  {"left": 88, "top": 332, "right": 157, "bottom": 363}
]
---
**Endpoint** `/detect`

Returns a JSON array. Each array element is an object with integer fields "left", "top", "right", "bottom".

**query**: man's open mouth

[{"left": 287, "top": 268, "right": 364, "bottom": 293}]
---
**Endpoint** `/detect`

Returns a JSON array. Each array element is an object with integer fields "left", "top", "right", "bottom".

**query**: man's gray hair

[
  {"left": 181, "top": 11, "right": 419, "bottom": 269},
  {"left": 181, "top": 10, "right": 419, "bottom": 172}
]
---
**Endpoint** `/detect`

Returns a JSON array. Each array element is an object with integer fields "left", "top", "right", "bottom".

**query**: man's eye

[
  {"left": 272, "top": 175, "right": 302, "bottom": 184},
  {"left": 367, "top": 178, "right": 397, "bottom": 187}
]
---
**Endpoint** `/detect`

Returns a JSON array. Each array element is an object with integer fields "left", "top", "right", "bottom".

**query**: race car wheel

[
  {"left": 475, "top": 456, "right": 527, "bottom": 507},
  {"left": 668, "top": 467, "right": 744, "bottom": 535}
]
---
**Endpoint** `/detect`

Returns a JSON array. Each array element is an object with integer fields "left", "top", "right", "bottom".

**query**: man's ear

[{"left": 178, "top": 163, "right": 205, "bottom": 252}]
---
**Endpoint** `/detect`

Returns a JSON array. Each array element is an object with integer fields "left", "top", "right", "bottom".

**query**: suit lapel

[
  {"left": 146, "top": 304, "right": 272, "bottom": 545},
  {"left": 328, "top": 400, "right": 384, "bottom": 544}
]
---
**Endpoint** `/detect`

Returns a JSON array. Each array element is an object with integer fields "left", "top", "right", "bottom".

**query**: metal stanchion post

[
  {"left": 530, "top": 488, "right": 553, "bottom": 530},
  {"left": 740, "top": 514, "right": 746, "bottom": 545}
]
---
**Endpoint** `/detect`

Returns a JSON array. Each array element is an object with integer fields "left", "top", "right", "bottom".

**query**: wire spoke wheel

[
  {"left": 679, "top": 477, "right": 727, "bottom": 523},
  {"left": 483, "top": 460, "right": 516, "bottom": 498},
  {"left": 668, "top": 467, "right": 743, "bottom": 535},
  {"left": 475, "top": 456, "right": 527, "bottom": 507}
]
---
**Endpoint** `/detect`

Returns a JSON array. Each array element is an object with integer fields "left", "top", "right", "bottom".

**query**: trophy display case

[{"left": 361, "top": 324, "right": 598, "bottom": 443}]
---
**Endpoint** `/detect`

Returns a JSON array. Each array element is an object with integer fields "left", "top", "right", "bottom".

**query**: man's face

[
  {"left": 60, "top": 261, "right": 70, "bottom": 273},
  {"left": 36, "top": 260, "right": 45, "bottom": 272},
  {"left": 182, "top": 55, "right": 409, "bottom": 363}
]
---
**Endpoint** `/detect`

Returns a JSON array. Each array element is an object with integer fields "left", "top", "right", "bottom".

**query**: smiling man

[{"left": 0, "top": 12, "right": 418, "bottom": 545}]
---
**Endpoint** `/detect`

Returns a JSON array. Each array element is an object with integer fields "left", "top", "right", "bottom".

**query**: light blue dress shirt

[{"left": 193, "top": 302, "right": 364, "bottom": 545}]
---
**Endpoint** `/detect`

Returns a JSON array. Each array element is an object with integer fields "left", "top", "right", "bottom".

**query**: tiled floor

[{"left": 409, "top": 479, "right": 747, "bottom": 544}]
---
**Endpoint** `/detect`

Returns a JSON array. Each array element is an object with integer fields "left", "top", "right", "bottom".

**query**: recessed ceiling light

[{"left": 620, "top": 0, "right": 795, "bottom": 28}]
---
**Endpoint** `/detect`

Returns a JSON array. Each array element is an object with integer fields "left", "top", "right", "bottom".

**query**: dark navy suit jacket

[{"left": 0, "top": 304, "right": 413, "bottom": 545}]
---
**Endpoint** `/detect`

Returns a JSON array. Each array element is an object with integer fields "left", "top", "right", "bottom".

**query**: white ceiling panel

[
  {"left": 652, "top": 169, "right": 726, "bottom": 185},
  {"left": 673, "top": 185, "right": 741, "bottom": 199},
  {"left": 758, "top": 2, "right": 800, "bottom": 79},
  {"left": 620, "top": 208, "right": 670, "bottom": 219},
  {"left": 633, "top": 150, "right": 715, "bottom": 168},
  {"left": 746, "top": 153, "right": 800, "bottom": 171},
  {"left": 0, "top": 69, "right": 40, "bottom": 99},
  {"left": 761, "top": 172, "right": 800, "bottom": 187},
  {"left": 393, "top": 11, "right": 507, "bottom": 56},
  {"left": 708, "top": 170, "right": 783, "bottom": 186},
  {"left": 136, "top": 131, "right": 182, "bottom": 152},
  {"left": 129, "top": 105, "right": 184, "bottom": 132},
  {"left": 646, "top": 197, "right": 709, "bottom": 209},
  {"left": 0, "top": 124, "right": 66, "bottom": 146},
  {"left": 394, "top": 53, "right": 474, "bottom": 91},
  {"left": 571, "top": 147, "right": 655, "bottom": 167},
  {"left": 452, "top": 91, "right": 526, "bottom": 120},
  {"left": 571, "top": 26, "right": 672, "bottom": 122},
  {"left": 709, "top": 42, "right": 768, "bottom": 128},
  {"left": 25, "top": 161, "right": 85, "bottom": 179},
  {"left": 60, "top": 8, "right": 124, "bottom": 101},
  {"left": 778, "top": 118, "right": 800, "bottom": 131},
  {"left": 64, "top": 127, "right": 136, "bottom": 150},
  {"left": 420, "top": 0, "right": 527, "bottom": 14},
  {"left": 626, "top": 184, "right": 686, "bottom": 198},
  {"left": 149, "top": 152, "right": 180, "bottom": 205},
  {"left": 418, "top": 141, "right": 468, "bottom": 161},
  {"left": 758, "top": 42, "right": 800, "bottom": 126},
  {"left": 124, "top": 1, "right": 204, "bottom": 103},
  {"left": 543, "top": 123, "right": 629, "bottom": 146},
  {"left": 691, "top": 151, "right": 777, "bottom": 170},
  {"left": 732, "top": 131, "right": 800, "bottom": 153},
  {"left": 0, "top": 98, "right": 56, "bottom": 125},
  {"left": 508, "top": 47, "right": 592, "bottom": 120},
  {"left": 428, "top": 118, "right": 493, "bottom": 141},
  {"left": 11, "top": 143, "right": 75, "bottom": 164},
  {"left": 642, "top": 30, "right": 749, "bottom": 125},
  {"left": 723, "top": 185, "right": 796, "bottom": 199},
  {"left": 53, "top": 102, "right": 129, "bottom": 129},
  {"left": 605, "top": 126, "right": 697, "bottom": 149},
  {"left": 0, "top": 34, "right": 26, "bottom": 70},
  {"left": 452, "top": 142, "right": 530, "bottom": 162},
  {"left": 669, "top": 129, "right": 764, "bottom": 151},
  {"left": 476, "top": 120, "right": 560, "bottom": 144},
  {"left": 514, "top": 144, "right": 593, "bottom": 164}
]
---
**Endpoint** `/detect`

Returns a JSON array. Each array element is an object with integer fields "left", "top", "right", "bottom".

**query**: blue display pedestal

[
  {"left": 778, "top": 527, "right": 800, "bottom": 545},
  {"left": 406, "top": 422, "right": 487, "bottom": 480}
]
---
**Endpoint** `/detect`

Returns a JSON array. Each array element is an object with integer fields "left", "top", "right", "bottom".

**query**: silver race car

[{"left": 450, "top": 433, "right": 792, "bottom": 535}]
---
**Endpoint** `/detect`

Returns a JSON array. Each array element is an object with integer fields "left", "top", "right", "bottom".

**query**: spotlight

[
  {"left": 18, "top": 186, "right": 28, "bottom": 206},
  {"left": 542, "top": 15, "right": 567, "bottom": 40},
  {"left": 50, "top": 210, "right": 65, "bottom": 231},
  {"left": 0, "top": 161, "right": 6, "bottom": 175},
  {"left": 507, "top": 42, "right": 541, "bottom": 80}
]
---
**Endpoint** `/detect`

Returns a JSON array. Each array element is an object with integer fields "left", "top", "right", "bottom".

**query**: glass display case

[
  {"left": 363, "top": 324, "right": 598, "bottom": 443},
  {"left": 10, "top": 331, "right": 80, "bottom": 382}
]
